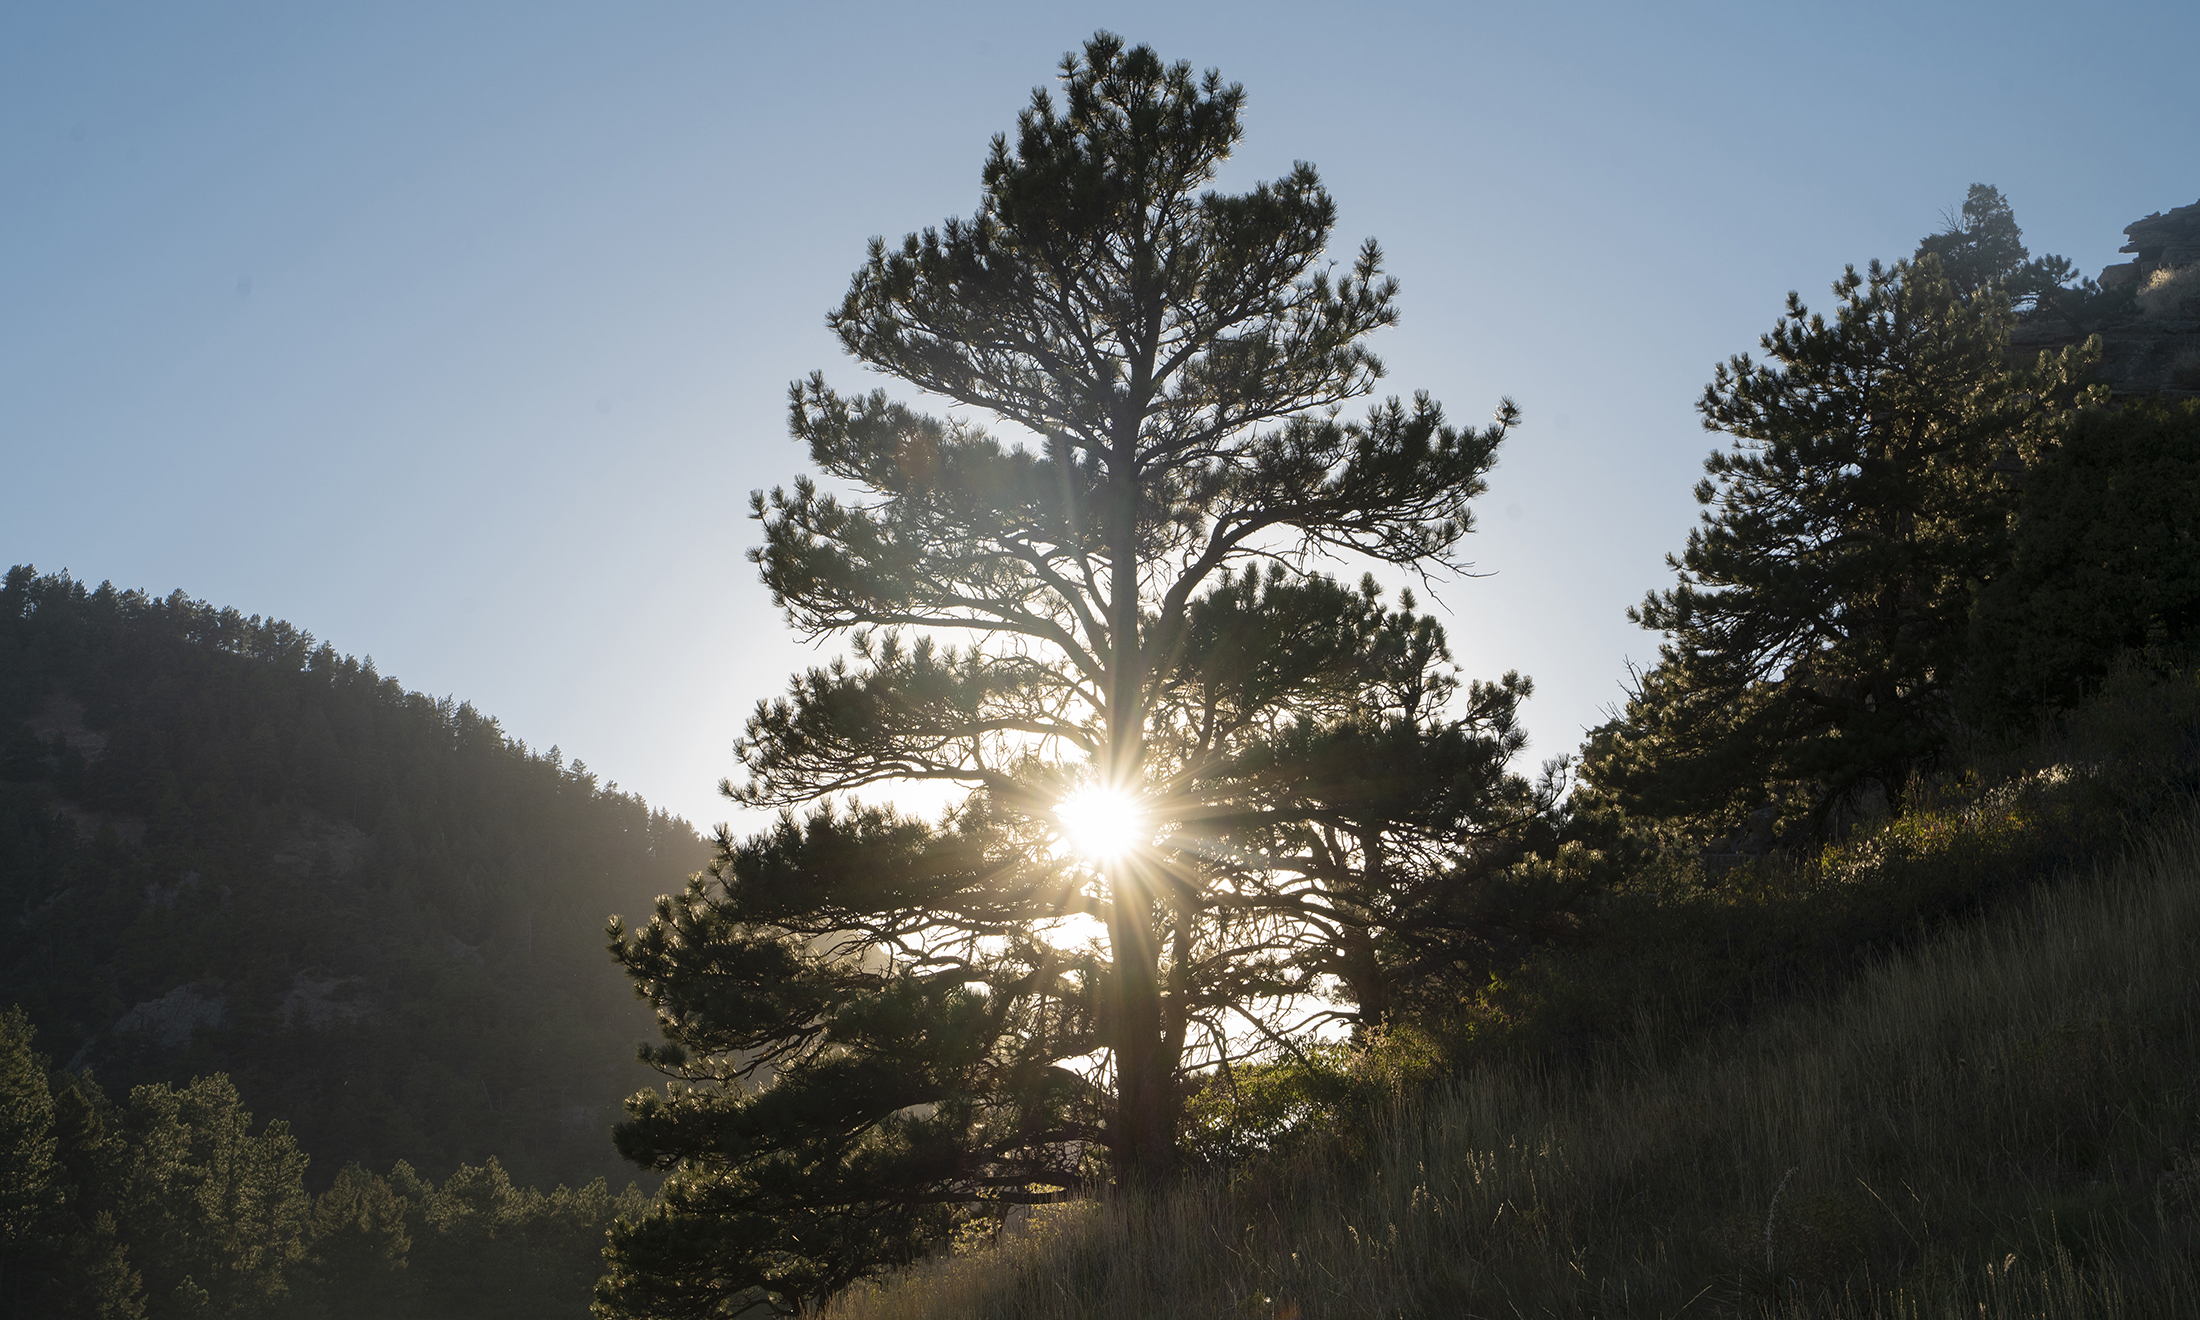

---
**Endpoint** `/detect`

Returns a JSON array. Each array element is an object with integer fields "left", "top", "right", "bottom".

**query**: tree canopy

[
  {"left": 1965, "top": 398, "right": 2200, "bottom": 714},
  {"left": 600, "top": 33, "right": 1543, "bottom": 1314},
  {"left": 1583, "top": 202, "right": 2102, "bottom": 839},
  {"left": 0, "top": 1007, "right": 645, "bottom": 1319},
  {"left": 1916, "top": 182, "right": 2116, "bottom": 330}
]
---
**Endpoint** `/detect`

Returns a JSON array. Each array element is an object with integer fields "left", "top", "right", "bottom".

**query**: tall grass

[{"left": 823, "top": 807, "right": 2200, "bottom": 1318}]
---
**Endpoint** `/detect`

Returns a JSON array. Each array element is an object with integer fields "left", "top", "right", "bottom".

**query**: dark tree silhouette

[
  {"left": 1966, "top": 399, "right": 2200, "bottom": 714},
  {"left": 599, "top": 33, "right": 1541, "bottom": 1315},
  {"left": 1582, "top": 252, "right": 2099, "bottom": 837}
]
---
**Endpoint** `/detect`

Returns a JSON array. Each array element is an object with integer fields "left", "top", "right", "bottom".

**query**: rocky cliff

[{"left": 2013, "top": 196, "right": 2200, "bottom": 398}]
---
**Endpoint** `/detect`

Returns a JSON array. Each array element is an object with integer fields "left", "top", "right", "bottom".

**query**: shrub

[
  {"left": 2169, "top": 346, "right": 2200, "bottom": 389},
  {"left": 2136, "top": 263, "right": 2200, "bottom": 318}
]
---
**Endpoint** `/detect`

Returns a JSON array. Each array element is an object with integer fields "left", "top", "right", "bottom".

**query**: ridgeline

[{"left": 0, "top": 565, "right": 709, "bottom": 1191}]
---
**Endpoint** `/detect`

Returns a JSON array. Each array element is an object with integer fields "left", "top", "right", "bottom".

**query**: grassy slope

[{"left": 824, "top": 697, "right": 2200, "bottom": 1318}]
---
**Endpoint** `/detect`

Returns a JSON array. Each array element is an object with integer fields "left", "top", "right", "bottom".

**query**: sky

[{"left": 6, "top": 1, "right": 2196, "bottom": 836}]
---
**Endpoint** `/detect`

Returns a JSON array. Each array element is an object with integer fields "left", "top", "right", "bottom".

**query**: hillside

[
  {"left": 0, "top": 565, "right": 713, "bottom": 1190},
  {"left": 817, "top": 667, "right": 2200, "bottom": 1319}
]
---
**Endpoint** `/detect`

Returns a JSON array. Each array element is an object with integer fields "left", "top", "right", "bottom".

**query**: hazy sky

[{"left": 7, "top": 2, "right": 2195, "bottom": 833}]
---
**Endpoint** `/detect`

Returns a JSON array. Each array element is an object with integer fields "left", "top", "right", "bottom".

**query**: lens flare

[{"left": 1054, "top": 787, "right": 1146, "bottom": 863}]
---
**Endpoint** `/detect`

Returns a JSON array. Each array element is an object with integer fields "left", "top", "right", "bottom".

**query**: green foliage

[
  {"left": 1590, "top": 189, "right": 2200, "bottom": 850},
  {"left": 0, "top": 1007, "right": 144, "bottom": 1319},
  {"left": 1966, "top": 399, "right": 2200, "bottom": 716},
  {"left": 300, "top": 1163, "right": 408, "bottom": 1286},
  {"left": 1585, "top": 240, "right": 2101, "bottom": 838},
  {"left": 0, "top": 564, "right": 711, "bottom": 1190},
  {"left": 1469, "top": 662, "right": 2200, "bottom": 1069},
  {"left": 1915, "top": 183, "right": 2034, "bottom": 297},
  {"left": 107, "top": 1073, "right": 311, "bottom": 1316},
  {"left": 3, "top": 1013, "right": 317, "bottom": 1318},
  {"left": 1, "top": 1012, "right": 645, "bottom": 1320},
  {"left": 290, "top": 1158, "right": 650, "bottom": 1318},
  {"left": 0, "top": 1006, "right": 61, "bottom": 1250},
  {"left": 1179, "top": 1025, "right": 1444, "bottom": 1169},
  {"left": 812, "top": 671, "right": 2200, "bottom": 1320},
  {"left": 603, "top": 31, "right": 1541, "bottom": 1313},
  {"left": 1918, "top": 182, "right": 2128, "bottom": 332},
  {"left": 287, "top": 1156, "right": 645, "bottom": 1320}
]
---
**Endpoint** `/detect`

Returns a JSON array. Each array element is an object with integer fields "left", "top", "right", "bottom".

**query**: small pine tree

[
  {"left": 1916, "top": 182, "right": 2116, "bottom": 330},
  {"left": 1916, "top": 183, "right": 2032, "bottom": 296}
]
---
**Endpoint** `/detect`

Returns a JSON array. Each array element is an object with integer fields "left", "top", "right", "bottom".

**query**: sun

[{"left": 1054, "top": 786, "right": 1147, "bottom": 864}]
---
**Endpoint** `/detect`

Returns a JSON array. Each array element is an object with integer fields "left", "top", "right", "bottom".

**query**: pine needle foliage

[
  {"left": 600, "top": 33, "right": 1540, "bottom": 1314},
  {"left": 1584, "top": 253, "right": 2100, "bottom": 836},
  {"left": 1966, "top": 399, "right": 2200, "bottom": 716},
  {"left": 814, "top": 670, "right": 2200, "bottom": 1320}
]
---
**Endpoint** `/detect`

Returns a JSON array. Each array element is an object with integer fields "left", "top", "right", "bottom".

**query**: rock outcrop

[
  {"left": 2098, "top": 197, "right": 2200, "bottom": 288},
  {"left": 115, "top": 984, "right": 227, "bottom": 1049},
  {"left": 2013, "top": 196, "right": 2200, "bottom": 399}
]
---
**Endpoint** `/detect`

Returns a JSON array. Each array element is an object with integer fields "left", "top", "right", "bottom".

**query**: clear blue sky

[{"left": 6, "top": 1, "right": 2194, "bottom": 832}]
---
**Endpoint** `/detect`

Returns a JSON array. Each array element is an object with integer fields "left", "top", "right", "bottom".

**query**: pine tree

[
  {"left": 1582, "top": 253, "right": 2098, "bottom": 837},
  {"left": 600, "top": 33, "right": 1533, "bottom": 1313},
  {"left": 1916, "top": 183, "right": 2116, "bottom": 331},
  {"left": 1965, "top": 398, "right": 2200, "bottom": 714},
  {"left": 1916, "top": 183, "right": 2033, "bottom": 297},
  {"left": 0, "top": 1010, "right": 145, "bottom": 1319},
  {"left": 107, "top": 1074, "right": 310, "bottom": 1317}
]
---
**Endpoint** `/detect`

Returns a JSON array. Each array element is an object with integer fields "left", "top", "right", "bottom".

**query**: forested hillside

[{"left": 0, "top": 565, "right": 712, "bottom": 1191}]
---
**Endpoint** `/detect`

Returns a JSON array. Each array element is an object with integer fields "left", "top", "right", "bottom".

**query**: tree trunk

[
  {"left": 1106, "top": 883, "right": 1170, "bottom": 1183},
  {"left": 1103, "top": 418, "right": 1173, "bottom": 1186},
  {"left": 1338, "top": 925, "right": 1389, "bottom": 1038}
]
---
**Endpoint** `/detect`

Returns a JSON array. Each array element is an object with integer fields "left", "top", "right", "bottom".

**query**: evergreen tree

[
  {"left": 1917, "top": 183, "right": 2118, "bottom": 331},
  {"left": 1916, "top": 183, "right": 2033, "bottom": 298},
  {"left": 0, "top": 1005, "right": 67, "bottom": 1302},
  {"left": 1582, "top": 253, "right": 2098, "bottom": 836},
  {"left": 0, "top": 1010, "right": 145, "bottom": 1318},
  {"left": 1965, "top": 398, "right": 2200, "bottom": 714},
  {"left": 4, "top": 1007, "right": 632, "bottom": 1320},
  {"left": 106, "top": 1074, "right": 310, "bottom": 1318},
  {"left": 601, "top": 33, "right": 1532, "bottom": 1313}
]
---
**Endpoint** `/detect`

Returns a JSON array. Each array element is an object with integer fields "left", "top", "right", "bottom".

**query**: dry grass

[
  {"left": 822, "top": 807, "right": 2200, "bottom": 1318},
  {"left": 2136, "top": 264, "right": 2199, "bottom": 319}
]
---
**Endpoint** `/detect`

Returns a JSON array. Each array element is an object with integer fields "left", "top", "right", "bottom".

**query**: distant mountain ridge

[{"left": 0, "top": 565, "right": 712, "bottom": 1189}]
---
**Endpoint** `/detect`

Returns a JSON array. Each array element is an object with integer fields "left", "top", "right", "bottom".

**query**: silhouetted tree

[
  {"left": 1583, "top": 252, "right": 2098, "bottom": 837},
  {"left": 1916, "top": 183, "right": 2033, "bottom": 298},
  {"left": 1965, "top": 398, "right": 2200, "bottom": 714},
  {"left": 1918, "top": 183, "right": 2118, "bottom": 331},
  {"left": 600, "top": 32, "right": 1537, "bottom": 1314}
]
